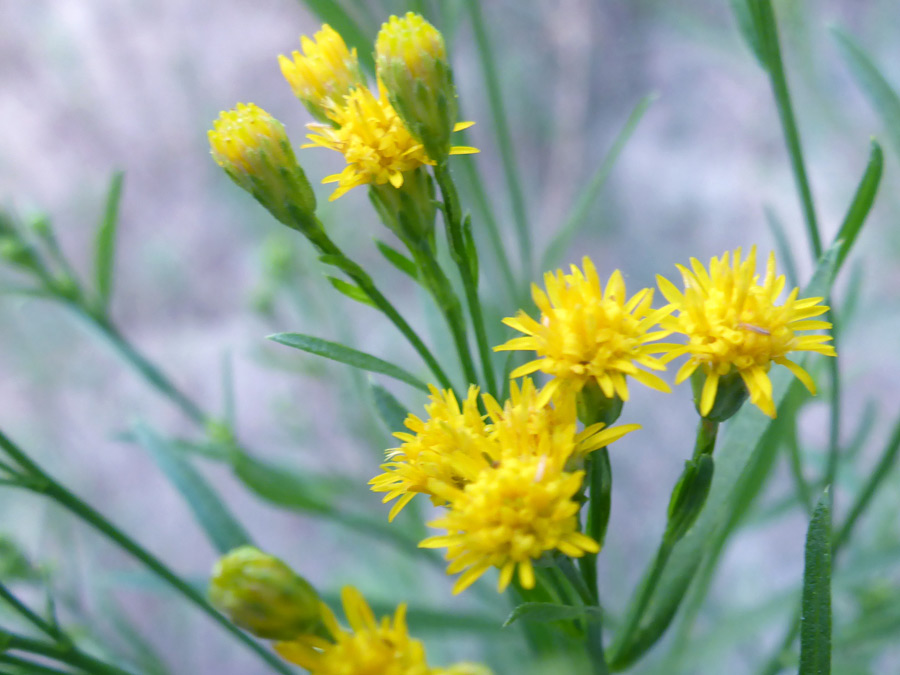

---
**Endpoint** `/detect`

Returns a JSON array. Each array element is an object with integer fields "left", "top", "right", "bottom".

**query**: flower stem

[
  {"left": 0, "top": 582, "right": 64, "bottom": 642},
  {"left": 0, "top": 629, "right": 135, "bottom": 675},
  {"left": 0, "top": 430, "right": 293, "bottom": 675},
  {"left": 299, "top": 221, "right": 455, "bottom": 391},
  {"left": 580, "top": 448, "right": 612, "bottom": 602},
  {"left": 434, "top": 162, "right": 497, "bottom": 395}
]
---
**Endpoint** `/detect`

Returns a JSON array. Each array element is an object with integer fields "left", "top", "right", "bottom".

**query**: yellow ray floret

[
  {"left": 495, "top": 256, "right": 673, "bottom": 401},
  {"left": 303, "top": 85, "right": 477, "bottom": 200},
  {"left": 655, "top": 247, "right": 836, "bottom": 418},
  {"left": 275, "top": 587, "right": 487, "bottom": 674},
  {"left": 369, "top": 385, "right": 489, "bottom": 521},
  {"left": 278, "top": 24, "right": 365, "bottom": 121}
]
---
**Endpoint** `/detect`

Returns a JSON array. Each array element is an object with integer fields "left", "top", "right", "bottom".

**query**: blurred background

[{"left": 1, "top": 0, "right": 899, "bottom": 672}]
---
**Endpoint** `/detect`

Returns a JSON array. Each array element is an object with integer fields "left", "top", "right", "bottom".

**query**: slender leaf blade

[
  {"left": 835, "top": 141, "right": 883, "bottom": 269},
  {"left": 94, "top": 171, "right": 124, "bottom": 310},
  {"left": 132, "top": 423, "right": 251, "bottom": 554},
  {"left": 268, "top": 333, "right": 429, "bottom": 392},
  {"left": 833, "top": 28, "right": 900, "bottom": 160},
  {"left": 504, "top": 602, "right": 604, "bottom": 628},
  {"left": 799, "top": 489, "right": 832, "bottom": 675},
  {"left": 326, "top": 276, "right": 376, "bottom": 307},
  {"left": 230, "top": 451, "right": 347, "bottom": 514},
  {"left": 370, "top": 383, "right": 409, "bottom": 435},
  {"left": 375, "top": 240, "right": 418, "bottom": 281}
]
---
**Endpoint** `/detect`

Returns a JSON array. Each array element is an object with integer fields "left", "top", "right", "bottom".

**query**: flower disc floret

[
  {"left": 279, "top": 24, "right": 365, "bottom": 122},
  {"left": 656, "top": 247, "right": 836, "bottom": 417},
  {"left": 496, "top": 256, "right": 672, "bottom": 401},
  {"left": 420, "top": 454, "right": 599, "bottom": 594}
]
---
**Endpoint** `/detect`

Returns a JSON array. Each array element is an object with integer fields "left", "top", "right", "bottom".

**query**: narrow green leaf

[
  {"left": 375, "top": 240, "right": 418, "bottom": 281},
  {"left": 230, "top": 451, "right": 346, "bottom": 514},
  {"left": 799, "top": 489, "right": 832, "bottom": 675},
  {"left": 834, "top": 140, "right": 883, "bottom": 270},
  {"left": 326, "top": 276, "right": 376, "bottom": 307},
  {"left": 504, "top": 602, "right": 604, "bottom": 628},
  {"left": 613, "top": 243, "right": 841, "bottom": 666},
  {"left": 370, "top": 383, "right": 409, "bottom": 435},
  {"left": 541, "top": 94, "right": 655, "bottom": 270},
  {"left": 296, "top": 0, "right": 374, "bottom": 73},
  {"left": 833, "top": 28, "right": 900, "bottom": 160},
  {"left": 94, "top": 171, "right": 124, "bottom": 311},
  {"left": 268, "top": 333, "right": 430, "bottom": 392},
  {"left": 132, "top": 424, "right": 251, "bottom": 554},
  {"left": 729, "top": 0, "right": 764, "bottom": 64}
]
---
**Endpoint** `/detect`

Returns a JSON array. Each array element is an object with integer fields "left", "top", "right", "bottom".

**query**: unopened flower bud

[
  {"left": 209, "top": 103, "right": 317, "bottom": 231},
  {"left": 376, "top": 13, "right": 457, "bottom": 162},
  {"left": 209, "top": 546, "right": 321, "bottom": 640},
  {"left": 279, "top": 25, "right": 365, "bottom": 124}
]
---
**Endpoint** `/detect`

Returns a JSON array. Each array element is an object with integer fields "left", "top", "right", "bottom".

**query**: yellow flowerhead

[
  {"left": 420, "top": 453, "right": 599, "bottom": 594},
  {"left": 275, "top": 587, "right": 489, "bottom": 675},
  {"left": 376, "top": 12, "right": 458, "bottom": 161},
  {"left": 496, "top": 256, "right": 672, "bottom": 402},
  {"left": 303, "top": 85, "right": 477, "bottom": 200},
  {"left": 208, "top": 103, "right": 316, "bottom": 227},
  {"left": 208, "top": 546, "right": 321, "bottom": 640},
  {"left": 411, "top": 378, "right": 638, "bottom": 594},
  {"left": 279, "top": 24, "right": 365, "bottom": 123},
  {"left": 656, "top": 247, "right": 836, "bottom": 418},
  {"left": 369, "top": 385, "right": 489, "bottom": 521}
]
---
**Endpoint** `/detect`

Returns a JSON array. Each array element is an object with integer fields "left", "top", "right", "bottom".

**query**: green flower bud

[
  {"left": 209, "top": 546, "right": 321, "bottom": 640},
  {"left": 208, "top": 103, "right": 317, "bottom": 232},
  {"left": 376, "top": 13, "right": 457, "bottom": 162},
  {"left": 576, "top": 380, "right": 624, "bottom": 427}
]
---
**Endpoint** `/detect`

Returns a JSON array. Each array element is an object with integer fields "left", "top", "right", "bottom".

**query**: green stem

[
  {"left": 0, "top": 653, "right": 77, "bottom": 675},
  {"left": 0, "top": 582, "right": 64, "bottom": 642},
  {"left": 750, "top": 0, "right": 822, "bottom": 259},
  {"left": 556, "top": 559, "right": 609, "bottom": 675},
  {"left": 0, "top": 431, "right": 293, "bottom": 675},
  {"left": 693, "top": 417, "right": 719, "bottom": 459},
  {"left": 823, "top": 310, "right": 841, "bottom": 491},
  {"left": 785, "top": 419, "right": 814, "bottom": 515},
  {"left": 1, "top": 629, "right": 134, "bottom": 675},
  {"left": 580, "top": 449, "right": 612, "bottom": 602},
  {"left": 434, "top": 162, "right": 497, "bottom": 395},
  {"left": 466, "top": 0, "right": 533, "bottom": 282},
  {"left": 302, "top": 222, "right": 454, "bottom": 391}
]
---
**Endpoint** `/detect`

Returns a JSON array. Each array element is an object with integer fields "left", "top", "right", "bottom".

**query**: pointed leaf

[
  {"left": 504, "top": 602, "right": 604, "bottom": 628},
  {"left": 94, "top": 171, "right": 124, "bottom": 311},
  {"left": 326, "top": 276, "right": 376, "bottom": 307},
  {"left": 132, "top": 423, "right": 251, "bottom": 554},
  {"left": 834, "top": 141, "right": 882, "bottom": 269},
  {"left": 268, "top": 333, "right": 429, "bottom": 392},
  {"left": 375, "top": 240, "right": 418, "bottom": 281},
  {"left": 230, "top": 451, "right": 347, "bottom": 514},
  {"left": 799, "top": 489, "right": 832, "bottom": 675},
  {"left": 370, "top": 383, "right": 409, "bottom": 435}
]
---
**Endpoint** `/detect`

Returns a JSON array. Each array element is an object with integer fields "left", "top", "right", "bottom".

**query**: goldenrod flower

[
  {"left": 656, "top": 247, "right": 836, "bottom": 418},
  {"left": 495, "top": 257, "right": 672, "bottom": 402},
  {"left": 208, "top": 103, "right": 316, "bottom": 227},
  {"left": 420, "top": 454, "right": 599, "bottom": 594},
  {"left": 395, "top": 378, "right": 638, "bottom": 594},
  {"left": 303, "top": 85, "right": 477, "bottom": 201},
  {"left": 208, "top": 546, "right": 321, "bottom": 640},
  {"left": 275, "top": 587, "right": 489, "bottom": 675},
  {"left": 376, "top": 12, "right": 458, "bottom": 161},
  {"left": 279, "top": 24, "right": 365, "bottom": 123},
  {"left": 369, "top": 385, "right": 489, "bottom": 521}
]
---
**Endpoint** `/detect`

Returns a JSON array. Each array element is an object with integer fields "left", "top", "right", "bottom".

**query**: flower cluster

[
  {"left": 281, "top": 14, "right": 477, "bottom": 201},
  {"left": 374, "top": 251, "right": 835, "bottom": 594},
  {"left": 372, "top": 377, "right": 640, "bottom": 593}
]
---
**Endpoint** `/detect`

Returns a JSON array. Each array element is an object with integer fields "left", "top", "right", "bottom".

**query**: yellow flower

[
  {"left": 208, "top": 103, "right": 316, "bottom": 226},
  {"left": 279, "top": 24, "right": 365, "bottom": 123},
  {"left": 376, "top": 12, "right": 458, "bottom": 161},
  {"left": 495, "top": 256, "right": 672, "bottom": 402},
  {"left": 656, "top": 247, "right": 836, "bottom": 418},
  {"left": 369, "top": 385, "right": 489, "bottom": 521},
  {"left": 275, "top": 587, "right": 489, "bottom": 675},
  {"left": 407, "top": 378, "right": 638, "bottom": 594},
  {"left": 303, "top": 84, "right": 477, "bottom": 201},
  {"left": 420, "top": 453, "right": 599, "bottom": 594}
]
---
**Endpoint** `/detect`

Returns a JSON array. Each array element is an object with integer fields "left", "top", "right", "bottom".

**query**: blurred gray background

[{"left": 1, "top": 0, "right": 900, "bottom": 673}]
